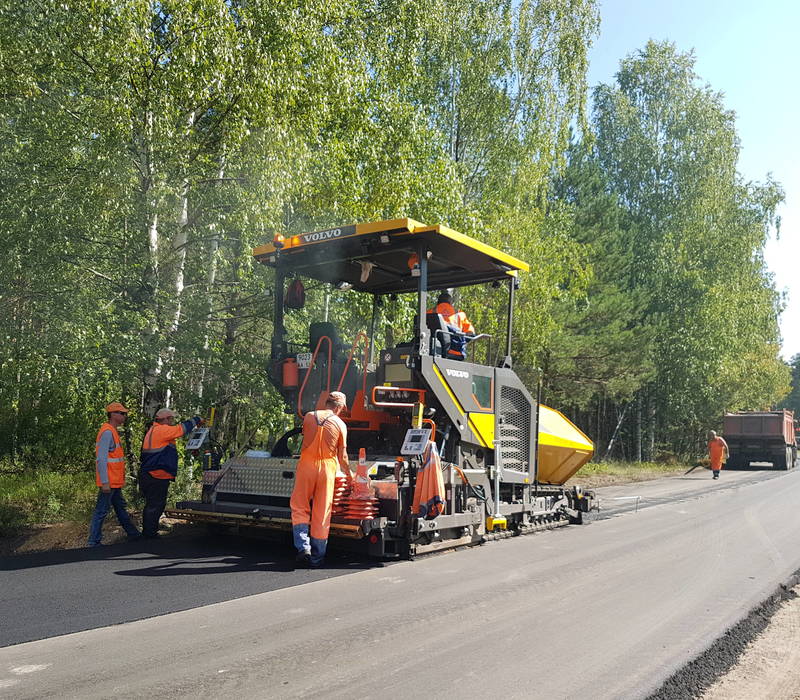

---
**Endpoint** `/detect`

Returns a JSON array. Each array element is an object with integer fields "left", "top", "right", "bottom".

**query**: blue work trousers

[
  {"left": 292, "top": 524, "right": 328, "bottom": 565},
  {"left": 88, "top": 488, "right": 140, "bottom": 546},
  {"left": 139, "top": 472, "right": 172, "bottom": 537}
]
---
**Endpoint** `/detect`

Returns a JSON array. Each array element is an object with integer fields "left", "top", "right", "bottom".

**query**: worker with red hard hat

[
  {"left": 139, "top": 407, "right": 203, "bottom": 538},
  {"left": 290, "top": 391, "right": 353, "bottom": 568},
  {"left": 87, "top": 402, "right": 141, "bottom": 546}
]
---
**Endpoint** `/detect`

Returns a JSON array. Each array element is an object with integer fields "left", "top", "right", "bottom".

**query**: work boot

[{"left": 295, "top": 551, "right": 312, "bottom": 569}]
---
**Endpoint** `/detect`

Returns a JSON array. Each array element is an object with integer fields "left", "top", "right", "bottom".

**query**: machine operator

[{"left": 430, "top": 291, "right": 475, "bottom": 361}]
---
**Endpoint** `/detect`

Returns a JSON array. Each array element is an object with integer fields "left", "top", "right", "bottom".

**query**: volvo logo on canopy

[{"left": 301, "top": 224, "right": 356, "bottom": 244}]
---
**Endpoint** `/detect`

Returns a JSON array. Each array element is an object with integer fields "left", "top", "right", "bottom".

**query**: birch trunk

[
  {"left": 163, "top": 178, "right": 190, "bottom": 407},
  {"left": 636, "top": 394, "right": 643, "bottom": 463},
  {"left": 197, "top": 157, "right": 225, "bottom": 401},
  {"left": 142, "top": 208, "right": 164, "bottom": 419},
  {"left": 140, "top": 104, "right": 165, "bottom": 418}
]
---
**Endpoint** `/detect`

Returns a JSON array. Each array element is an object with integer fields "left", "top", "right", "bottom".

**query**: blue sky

[{"left": 587, "top": 0, "right": 800, "bottom": 360}]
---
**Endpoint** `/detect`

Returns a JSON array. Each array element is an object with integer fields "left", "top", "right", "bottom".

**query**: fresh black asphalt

[
  {"left": 1, "top": 533, "right": 379, "bottom": 648},
  {"left": 1, "top": 465, "right": 786, "bottom": 650}
]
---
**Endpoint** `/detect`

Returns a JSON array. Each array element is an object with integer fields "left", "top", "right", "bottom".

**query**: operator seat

[
  {"left": 426, "top": 312, "right": 452, "bottom": 358},
  {"left": 309, "top": 321, "right": 341, "bottom": 358},
  {"left": 305, "top": 320, "right": 358, "bottom": 411},
  {"left": 299, "top": 321, "right": 342, "bottom": 414}
]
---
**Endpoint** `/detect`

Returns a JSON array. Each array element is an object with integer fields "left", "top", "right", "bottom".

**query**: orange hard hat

[{"left": 105, "top": 402, "right": 128, "bottom": 413}]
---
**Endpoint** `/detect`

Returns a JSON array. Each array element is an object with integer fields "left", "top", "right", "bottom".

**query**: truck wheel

[{"left": 777, "top": 449, "right": 789, "bottom": 471}]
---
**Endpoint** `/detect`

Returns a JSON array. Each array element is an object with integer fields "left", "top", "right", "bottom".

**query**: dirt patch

[{"left": 0, "top": 516, "right": 194, "bottom": 558}]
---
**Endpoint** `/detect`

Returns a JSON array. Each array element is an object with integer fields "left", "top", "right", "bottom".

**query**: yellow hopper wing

[{"left": 537, "top": 404, "right": 594, "bottom": 484}]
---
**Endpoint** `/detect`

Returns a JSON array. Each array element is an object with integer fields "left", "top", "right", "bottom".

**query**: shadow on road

[
  {"left": 0, "top": 532, "right": 380, "bottom": 575},
  {"left": 1, "top": 532, "right": 383, "bottom": 648},
  {"left": 723, "top": 463, "right": 786, "bottom": 472}
]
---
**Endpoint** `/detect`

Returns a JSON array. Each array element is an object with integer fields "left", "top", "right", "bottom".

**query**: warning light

[{"left": 369, "top": 534, "right": 379, "bottom": 544}]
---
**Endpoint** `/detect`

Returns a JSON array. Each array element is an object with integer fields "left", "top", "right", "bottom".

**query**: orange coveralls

[
  {"left": 290, "top": 410, "right": 348, "bottom": 563},
  {"left": 708, "top": 436, "right": 728, "bottom": 472}
]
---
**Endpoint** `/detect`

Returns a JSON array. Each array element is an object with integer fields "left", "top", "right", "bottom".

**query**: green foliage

[
  {"left": 0, "top": 0, "right": 599, "bottom": 471},
  {"left": 780, "top": 355, "right": 800, "bottom": 415},
  {"left": 0, "top": 5, "right": 789, "bottom": 509},
  {"left": 576, "top": 41, "right": 789, "bottom": 456},
  {"left": 0, "top": 471, "right": 97, "bottom": 535}
]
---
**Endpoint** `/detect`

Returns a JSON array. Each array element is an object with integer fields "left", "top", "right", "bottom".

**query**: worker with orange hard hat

[
  {"left": 87, "top": 402, "right": 141, "bottom": 546},
  {"left": 139, "top": 407, "right": 203, "bottom": 538},
  {"left": 290, "top": 391, "right": 353, "bottom": 568}
]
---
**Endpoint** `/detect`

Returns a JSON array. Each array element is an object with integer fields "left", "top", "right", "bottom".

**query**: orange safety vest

[
  {"left": 433, "top": 302, "right": 475, "bottom": 336},
  {"left": 141, "top": 421, "right": 194, "bottom": 480},
  {"left": 430, "top": 302, "right": 476, "bottom": 359},
  {"left": 95, "top": 423, "right": 126, "bottom": 488},
  {"left": 412, "top": 440, "right": 445, "bottom": 518}
]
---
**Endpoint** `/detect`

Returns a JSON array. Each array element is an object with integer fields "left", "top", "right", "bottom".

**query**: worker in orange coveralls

[
  {"left": 707, "top": 430, "right": 729, "bottom": 480},
  {"left": 290, "top": 391, "right": 353, "bottom": 568},
  {"left": 430, "top": 291, "right": 475, "bottom": 360}
]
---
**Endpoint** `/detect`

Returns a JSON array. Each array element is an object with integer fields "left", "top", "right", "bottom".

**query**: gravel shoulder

[{"left": 701, "top": 585, "right": 800, "bottom": 700}]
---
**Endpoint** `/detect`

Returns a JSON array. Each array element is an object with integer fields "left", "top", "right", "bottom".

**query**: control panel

[
  {"left": 186, "top": 427, "right": 210, "bottom": 450},
  {"left": 400, "top": 427, "right": 432, "bottom": 455}
]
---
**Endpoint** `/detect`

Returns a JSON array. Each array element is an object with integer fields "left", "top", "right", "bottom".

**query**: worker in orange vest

[
  {"left": 707, "top": 430, "right": 729, "bottom": 480},
  {"left": 139, "top": 408, "right": 203, "bottom": 538},
  {"left": 290, "top": 391, "right": 353, "bottom": 568},
  {"left": 87, "top": 402, "right": 141, "bottom": 546},
  {"left": 430, "top": 291, "right": 475, "bottom": 360}
]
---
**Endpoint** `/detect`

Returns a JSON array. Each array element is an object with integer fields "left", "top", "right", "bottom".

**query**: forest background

[{"left": 2, "top": 0, "right": 797, "bottom": 511}]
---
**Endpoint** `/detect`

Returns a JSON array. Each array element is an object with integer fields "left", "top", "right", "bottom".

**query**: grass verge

[
  {"left": 0, "top": 465, "right": 201, "bottom": 538},
  {"left": 573, "top": 459, "right": 693, "bottom": 488},
  {"left": 0, "top": 471, "right": 99, "bottom": 536}
]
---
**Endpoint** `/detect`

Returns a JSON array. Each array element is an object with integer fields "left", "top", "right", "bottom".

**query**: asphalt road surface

[{"left": 2, "top": 467, "right": 799, "bottom": 699}]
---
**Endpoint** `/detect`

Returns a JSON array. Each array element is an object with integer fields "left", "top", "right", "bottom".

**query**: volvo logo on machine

[
  {"left": 302, "top": 228, "right": 342, "bottom": 243},
  {"left": 301, "top": 224, "right": 356, "bottom": 244},
  {"left": 446, "top": 368, "right": 469, "bottom": 379}
]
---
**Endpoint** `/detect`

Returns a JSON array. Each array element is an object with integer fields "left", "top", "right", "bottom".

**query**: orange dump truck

[{"left": 723, "top": 410, "right": 797, "bottom": 470}]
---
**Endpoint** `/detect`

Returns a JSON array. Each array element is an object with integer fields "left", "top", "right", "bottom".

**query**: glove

[{"left": 193, "top": 415, "right": 205, "bottom": 426}]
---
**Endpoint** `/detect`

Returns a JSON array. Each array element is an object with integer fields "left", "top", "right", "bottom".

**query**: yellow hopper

[{"left": 537, "top": 404, "right": 594, "bottom": 484}]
